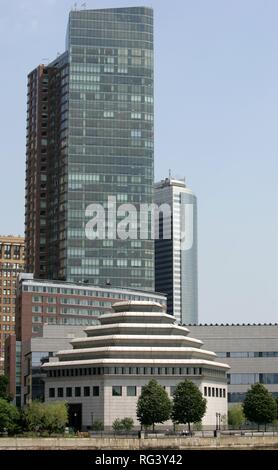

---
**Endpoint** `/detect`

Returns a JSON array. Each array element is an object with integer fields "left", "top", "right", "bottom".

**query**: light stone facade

[{"left": 43, "top": 301, "right": 229, "bottom": 430}]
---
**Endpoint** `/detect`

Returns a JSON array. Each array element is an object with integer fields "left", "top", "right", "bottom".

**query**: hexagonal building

[{"left": 43, "top": 301, "right": 229, "bottom": 430}]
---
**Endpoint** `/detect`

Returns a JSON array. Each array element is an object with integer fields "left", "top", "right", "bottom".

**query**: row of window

[
  {"left": 47, "top": 366, "right": 206, "bottom": 378},
  {"left": 24, "top": 284, "right": 165, "bottom": 305},
  {"left": 49, "top": 385, "right": 99, "bottom": 398},
  {"left": 204, "top": 387, "right": 226, "bottom": 398},
  {"left": 49, "top": 384, "right": 224, "bottom": 400},
  {"left": 228, "top": 373, "right": 278, "bottom": 385},
  {"left": 217, "top": 351, "right": 278, "bottom": 358}
]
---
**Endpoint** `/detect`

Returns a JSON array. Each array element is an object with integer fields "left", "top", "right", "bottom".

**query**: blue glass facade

[{"left": 26, "top": 8, "right": 154, "bottom": 291}]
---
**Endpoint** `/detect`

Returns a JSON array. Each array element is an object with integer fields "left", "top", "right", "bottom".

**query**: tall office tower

[
  {"left": 0, "top": 236, "right": 25, "bottom": 372},
  {"left": 154, "top": 178, "right": 198, "bottom": 325},
  {"left": 25, "top": 7, "right": 154, "bottom": 290}
]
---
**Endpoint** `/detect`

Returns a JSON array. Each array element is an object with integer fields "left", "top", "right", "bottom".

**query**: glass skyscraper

[
  {"left": 25, "top": 7, "right": 154, "bottom": 291},
  {"left": 154, "top": 177, "right": 198, "bottom": 325}
]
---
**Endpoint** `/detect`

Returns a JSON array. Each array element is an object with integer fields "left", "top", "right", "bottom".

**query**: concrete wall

[{"left": 1, "top": 435, "right": 278, "bottom": 449}]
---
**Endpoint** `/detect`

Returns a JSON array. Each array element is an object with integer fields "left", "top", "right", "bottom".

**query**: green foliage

[
  {"left": 112, "top": 417, "right": 134, "bottom": 432},
  {"left": 112, "top": 418, "right": 124, "bottom": 432},
  {"left": 243, "top": 383, "right": 277, "bottom": 426},
  {"left": 0, "top": 375, "right": 13, "bottom": 402},
  {"left": 91, "top": 420, "right": 104, "bottom": 431},
  {"left": 0, "top": 398, "right": 20, "bottom": 434},
  {"left": 23, "top": 401, "right": 68, "bottom": 434},
  {"left": 228, "top": 405, "right": 245, "bottom": 427},
  {"left": 171, "top": 380, "right": 207, "bottom": 431},
  {"left": 136, "top": 379, "right": 172, "bottom": 430},
  {"left": 121, "top": 417, "right": 134, "bottom": 432}
]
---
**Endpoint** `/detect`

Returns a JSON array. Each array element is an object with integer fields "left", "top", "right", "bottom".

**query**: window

[
  {"left": 49, "top": 388, "right": 55, "bottom": 398},
  {"left": 170, "top": 386, "right": 176, "bottom": 397},
  {"left": 208, "top": 387, "right": 211, "bottom": 397},
  {"left": 223, "top": 389, "right": 226, "bottom": 398},
  {"left": 84, "top": 386, "right": 90, "bottom": 397},
  {"left": 112, "top": 386, "right": 122, "bottom": 396},
  {"left": 66, "top": 387, "right": 72, "bottom": 397},
  {"left": 93, "top": 386, "right": 99, "bottom": 396},
  {"left": 212, "top": 388, "right": 215, "bottom": 397},
  {"left": 204, "top": 386, "right": 207, "bottom": 397},
  {"left": 127, "top": 386, "right": 136, "bottom": 397},
  {"left": 58, "top": 388, "right": 63, "bottom": 398},
  {"left": 75, "top": 387, "right": 81, "bottom": 397}
]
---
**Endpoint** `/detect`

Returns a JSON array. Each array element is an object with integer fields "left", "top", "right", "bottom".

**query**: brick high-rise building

[
  {"left": 0, "top": 236, "right": 25, "bottom": 373},
  {"left": 25, "top": 7, "right": 154, "bottom": 290}
]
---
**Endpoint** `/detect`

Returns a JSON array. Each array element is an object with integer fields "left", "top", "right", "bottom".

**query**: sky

[{"left": 0, "top": 0, "right": 278, "bottom": 324}]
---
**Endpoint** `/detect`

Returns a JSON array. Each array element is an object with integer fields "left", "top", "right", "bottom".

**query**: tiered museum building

[{"left": 43, "top": 301, "right": 229, "bottom": 430}]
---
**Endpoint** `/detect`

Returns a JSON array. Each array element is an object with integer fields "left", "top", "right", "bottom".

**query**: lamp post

[{"left": 216, "top": 413, "right": 221, "bottom": 431}]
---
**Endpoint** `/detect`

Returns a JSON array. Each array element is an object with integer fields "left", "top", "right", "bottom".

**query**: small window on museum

[
  {"left": 112, "top": 386, "right": 122, "bottom": 396},
  {"left": 58, "top": 388, "right": 63, "bottom": 398},
  {"left": 49, "top": 388, "right": 55, "bottom": 398},
  {"left": 66, "top": 387, "right": 72, "bottom": 397},
  {"left": 212, "top": 388, "right": 215, "bottom": 397},
  {"left": 93, "top": 386, "right": 99, "bottom": 396},
  {"left": 127, "top": 386, "right": 136, "bottom": 396},
  {"left": 208, "top": 387, "right": 211, "bottom": 397},
  {"left": 204, "top": 386, "right": 207, "bottom": 397},
  {"left": 223, "top": 389, "right": 226, "bottom": 398},
  {"left": 75, "top": 387, "right": 81, "bottom": 397},
  {"left": 84, "top": 387, "right": 90, "bottom": 397}
]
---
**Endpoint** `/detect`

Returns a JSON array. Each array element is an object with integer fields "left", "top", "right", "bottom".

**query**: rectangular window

[
  {"left": 75, "top": 387, "right": 81, "bottom": 397},
  {"left": 84, "top": 386, "right": 90, "bottom": 397},
  {"left": 49, "top": 388, "right": 55, "bottom": 398},
  {"left": 204, "top": 386, "right": 207, "bottom": 397},
  {"left": 66, "top": 387, "right": 72, "bottom": 397},
  {"left": 212, "top": 388, "right": 215, "bottom": 397},
  {"left": 216, "top": 388, "right": 219, "bottom": 397},
  {"left": 170, "top": 386, "right": 176, "bottom": 397},
  {"left": 223, "top": 389, "right": 226, "bottom": 398},
  {"left": 58, "top": 388, "right": 63, "bottom": 398},
  {"left": 93, "top": 386, "right": 99, "bottom": 397},
  {"left": 112, "top": 386, "right": 122, "bottom": 396},
  {"left": 127, "top": 386, "right": 137, "bottom": 396},
  {"left": 208, "top": 387, "right": 211, "bottom": 397}
]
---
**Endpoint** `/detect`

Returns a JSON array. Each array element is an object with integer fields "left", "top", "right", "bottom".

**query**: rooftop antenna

[
  {"left": 74, "top": 2, "right": 77, "bottom": 10},
  {"left": 81, "top": 2, "right": 86, "bottom": 8}
]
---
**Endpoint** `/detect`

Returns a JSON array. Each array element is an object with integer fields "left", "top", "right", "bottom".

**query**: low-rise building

[
  {"left": 187, "top": 324, "right": 278, "bottom": 405},
  {"left": 43, "top": 301, "right": 229, "bottom": 430}
]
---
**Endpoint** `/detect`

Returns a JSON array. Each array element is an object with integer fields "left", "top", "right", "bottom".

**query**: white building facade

[{"left": 43, "top": 301, "right": 228, "bottom": 430}]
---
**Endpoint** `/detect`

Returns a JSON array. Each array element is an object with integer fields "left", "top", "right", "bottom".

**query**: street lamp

[{"left": 216, "top": 412, "right": 221, "bottom": 430}]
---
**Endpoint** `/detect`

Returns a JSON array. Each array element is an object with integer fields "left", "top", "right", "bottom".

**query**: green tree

[
  {"left": 0, "top": 375, "right": 12, "bottom": 401},
  {"left": 243, "top": 383, "right": 277, "bottom": 430},
  {"left": 91, "top": 420, "right": 104, "bottom": 431},
  {"left": 228, "top": 405, "right": 245, "bottom": 428},
  {"left": 121, "top": 417, "right": 134, "bottom": 432},
  {"left": 0, "top": 398, "right": 19, "bottom": 434},
  {"left": 43, "top": 402, "right": 68, "bottom": 433},
  {"left": 112, "top": 418, "right": 124, "bottom": 433},
  {"left": 23, "top": 401, "right": 68, "bottom": 434},
  {"left": 136, "top": 379, "right": 172, "bottom": 431},
  {"left": 171, "top": 380, "right": 207, "bottom": 433}
]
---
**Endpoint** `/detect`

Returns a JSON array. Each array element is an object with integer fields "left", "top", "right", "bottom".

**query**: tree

[
  {"left": 243, "top": 383, "right": 277, "bottom": 430},
  {"left": 112, "top": 418, "right": 124, "bottom": 433},
  {"left": 0, "top": 398, "right": 19, "bottom": 434},
  {"left": 43, "top": 402, "right": 68, "bottom": 434},
  {"left": 171, "top": 380, "right": 207, "bottom": 433},
  {"left": 137, "top": 379, "right": 172, "bottom": 431},
  {"left": 23, "top": 401, "right": 68, "bottom": 434},
  {"left": 121, "top": 417, "right": 134, "bottom": 432},
  {"left": 228, "top": 405, "right": 245, "bottom": 428},
  {"left": 0, "top": 375, "right": 12, "bottom": 402},
  {"left": 91, "top": 420, "right": 104, "bottom": 431}
]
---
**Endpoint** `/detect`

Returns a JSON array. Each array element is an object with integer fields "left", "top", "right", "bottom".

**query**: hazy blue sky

[{"left": 1, "top": 0, "right": 277, "bottom": 324}]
